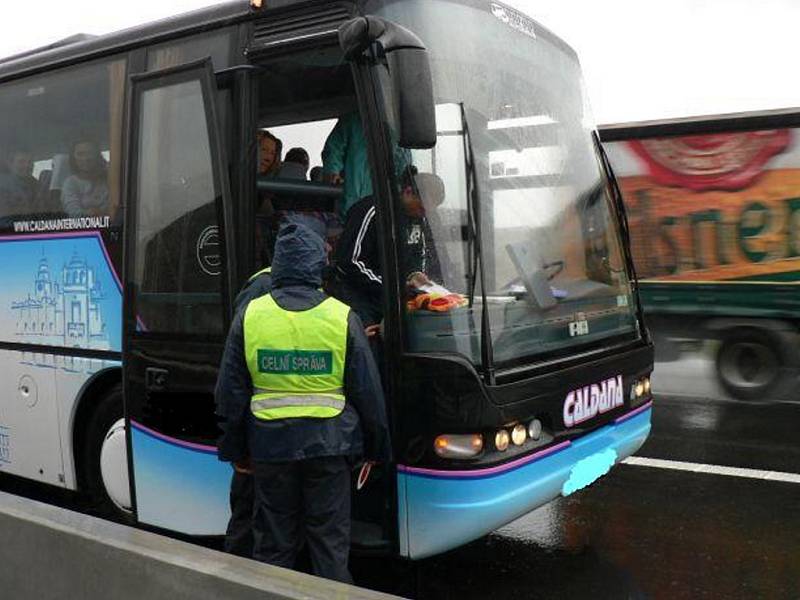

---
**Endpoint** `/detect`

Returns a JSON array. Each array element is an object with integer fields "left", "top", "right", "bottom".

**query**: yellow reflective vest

[{"left": 243, "top": 293, "right": 350, "bottom": 420}]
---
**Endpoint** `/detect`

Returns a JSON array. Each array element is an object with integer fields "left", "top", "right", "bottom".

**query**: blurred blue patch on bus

[{"left": 562, "top": 448, "right": 617, "bottom": 496}]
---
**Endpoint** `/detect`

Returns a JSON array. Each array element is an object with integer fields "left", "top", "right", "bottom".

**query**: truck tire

[
  {"left": 715, "top": 329, "right": 782, "bottom": 401},
  {"left": 80, "top": 383, "right": 133, "bottom": 522}
]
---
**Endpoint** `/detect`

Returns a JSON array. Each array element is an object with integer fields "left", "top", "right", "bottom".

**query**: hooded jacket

[{"left": 216, "top": 222, "right": 391, "bottom": 463}]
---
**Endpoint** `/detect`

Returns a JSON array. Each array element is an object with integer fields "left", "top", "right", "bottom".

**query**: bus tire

[
  {"left": 715, "top": 329, "right": 783, "bottom": 401},
  {"left": 80, "top": 383, "right": 133, "bottom": 522}
]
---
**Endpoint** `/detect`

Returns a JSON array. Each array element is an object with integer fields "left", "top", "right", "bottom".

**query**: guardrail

[{"left": 0, "top": 490, "right": 401, "bottom": 600}]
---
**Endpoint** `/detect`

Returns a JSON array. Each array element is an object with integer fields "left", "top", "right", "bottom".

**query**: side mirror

[{"left": 339, "top": 16, "right": 436, "bottom": 149}]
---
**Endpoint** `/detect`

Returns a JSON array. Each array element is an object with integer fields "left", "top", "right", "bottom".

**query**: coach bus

[{"left": 0, "top": 0, "right": 653, "bottom": 559}]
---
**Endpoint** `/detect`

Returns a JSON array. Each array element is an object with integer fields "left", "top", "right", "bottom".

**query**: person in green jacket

[{"left": 322, "top": 111, "right": 411, "bottom": 218}]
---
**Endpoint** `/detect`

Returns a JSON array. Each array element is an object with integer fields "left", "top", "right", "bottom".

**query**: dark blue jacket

[{"left": 215, "top": 223, "right": 391, "bottom": 463}]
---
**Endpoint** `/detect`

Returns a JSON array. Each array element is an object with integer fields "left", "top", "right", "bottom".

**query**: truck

[{"left": 600, "top": 109, "right": 800, "bottom": 401}]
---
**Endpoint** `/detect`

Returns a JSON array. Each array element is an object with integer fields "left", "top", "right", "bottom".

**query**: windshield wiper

[{"left": 460, "top": 103, "right": 495, "bottom": 382}]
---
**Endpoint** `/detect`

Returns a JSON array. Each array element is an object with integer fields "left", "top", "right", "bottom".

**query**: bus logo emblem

[
  {"left": 197, "top": 225, "right": 221, "bottom": 276},
  {"left": 563, "top": 375, "right": 624, "bottom": 428}
]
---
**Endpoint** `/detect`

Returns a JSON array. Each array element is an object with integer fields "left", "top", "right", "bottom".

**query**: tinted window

[
  {"left": 133, "top": 77, "right": 224, "bottom": 335},
  {"left": 0, "top": 58, "right": 126, "bottom": 231}
]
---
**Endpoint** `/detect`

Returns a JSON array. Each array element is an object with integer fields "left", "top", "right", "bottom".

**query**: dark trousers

[
  {"left": 224, "top": 470, "right": 254, "bottom": 558},
  {"left": 253, "top": 456, "right": 352, "bottom": 584}
]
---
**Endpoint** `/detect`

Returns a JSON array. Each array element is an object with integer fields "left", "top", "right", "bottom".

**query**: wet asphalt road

[
  {"left": 2, "top": 350, "right": 798, "bottom": 599},
  {"left": 353, "top": 467, "right": 800, "bottom": 599},
  {"left": 352, "top": 350, "right": 800, "bottom": 599}
]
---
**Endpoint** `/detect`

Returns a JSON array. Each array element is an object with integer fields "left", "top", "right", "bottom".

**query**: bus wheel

[
  {"left": 715, "top": 330, "right": 781, "bottom": 401},
  {"left": 81, "top": 383, "right": 133, "bottom": 520}
]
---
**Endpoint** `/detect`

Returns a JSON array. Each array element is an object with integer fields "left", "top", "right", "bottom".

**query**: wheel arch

[{"left": 69, "top": 366, "right": 123, "bottom": 491}]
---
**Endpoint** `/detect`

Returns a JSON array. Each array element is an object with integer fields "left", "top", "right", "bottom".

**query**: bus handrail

[{"left": 256, "top": 177, "right": 344, "bottom": 198}]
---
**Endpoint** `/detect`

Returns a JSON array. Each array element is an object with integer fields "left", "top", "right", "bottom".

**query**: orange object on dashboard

[{"left": 407, "top": 292, "right": 466, "bottom": 312}]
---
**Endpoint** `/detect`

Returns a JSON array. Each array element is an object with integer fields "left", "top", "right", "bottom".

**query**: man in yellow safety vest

[{"left": 216, "top": 222, "right": 390, "bottom": 583}]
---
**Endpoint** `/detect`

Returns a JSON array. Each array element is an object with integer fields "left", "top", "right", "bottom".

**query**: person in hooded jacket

[
  {"left": 221, "top": 216, "right": 329, "bottom": 559},
  {"left": 216, "top": 221, "right": 391, "bottom": 583},
  {"left": 219, "top": 266, "right": 273, "bottom": 559}
]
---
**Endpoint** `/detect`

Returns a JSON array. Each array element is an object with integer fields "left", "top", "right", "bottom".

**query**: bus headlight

[
  {"left": 434, "top": 434, "right": 484, "bottom": 458},
  {"left": 511, "top": 424, "right": 527, "bottom": 446},
  {"left": 527, "top": 419, "right": 543, "bottom": 441},
  {"left": 494, "top": 429, "right": 510, "bottom": 452},
  {"left": 630, "top": 377, "right": 651, "bottom": 401}
]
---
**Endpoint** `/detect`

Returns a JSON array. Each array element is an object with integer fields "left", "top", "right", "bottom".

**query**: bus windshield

[{"left": 369, "top": 0, "right": 639, "bottom": 366}]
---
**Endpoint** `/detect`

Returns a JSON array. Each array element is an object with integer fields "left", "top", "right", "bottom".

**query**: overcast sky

[{"left": 0, "top": 0, "right": 797, "bottom": 124}]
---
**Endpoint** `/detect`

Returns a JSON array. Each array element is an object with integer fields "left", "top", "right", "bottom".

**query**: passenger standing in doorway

[
  {"left": 255, "top": 130, "right": 283, "bottom": 264},
  {"left": 330, "top": 169, "right": 442, "bottom": 326},
  {"left": 279, "top": 147, "right": 309, "bottom": 179},
  {"left": 257, "top": 130, "right": 283, "bottom": 179},
  {"left": 216, "top": 222, "right": 391, "bottom": 583},
  {"left": 309, "top": 166, "right": 324, "bottom": 183},
  {"left": 322, "top": 111, "right": 410, "bottom": 218}
]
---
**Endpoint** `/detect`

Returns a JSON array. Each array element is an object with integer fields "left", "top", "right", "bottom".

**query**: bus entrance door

[{"left": 122, "top": 59, "right": 237, "bottom": 535}]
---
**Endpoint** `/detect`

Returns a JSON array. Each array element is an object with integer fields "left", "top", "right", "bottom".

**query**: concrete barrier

[{"left": 0, "top": 490, "right": 402, "bottom": 600}]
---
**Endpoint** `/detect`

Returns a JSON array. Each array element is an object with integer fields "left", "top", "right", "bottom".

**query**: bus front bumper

[{"left": 396, "top": 403, "right": 652, "bottom": 559}]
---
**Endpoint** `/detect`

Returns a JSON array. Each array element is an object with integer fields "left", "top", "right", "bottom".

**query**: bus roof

[
  {"left": 599, "top": 106, "right": 800, "bottom": 141},
  {"left": 0, "top": 0, "right": 260, "bottom": 82},
  {"left": 0, "top": 0, "right": 581, "bottom": 86}
]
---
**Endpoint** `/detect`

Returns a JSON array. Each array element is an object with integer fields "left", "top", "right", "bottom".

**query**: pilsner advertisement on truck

[{"left": 601, "top": 111, "right": 800, "bottom": 400}]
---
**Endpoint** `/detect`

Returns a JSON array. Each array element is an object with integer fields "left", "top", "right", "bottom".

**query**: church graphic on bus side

[{"left": 11, "top": 253, "right": 109, "bottom": 350}]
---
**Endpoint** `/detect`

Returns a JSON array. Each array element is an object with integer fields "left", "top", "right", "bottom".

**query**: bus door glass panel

[
  {"left": 125, "top": 60, "right": 232, "bottom": 534},
  {"left": 131, "top": 69, "right": 226, "bottom": 335}
]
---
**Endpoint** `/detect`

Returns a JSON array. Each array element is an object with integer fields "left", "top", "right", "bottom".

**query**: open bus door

[{"left": 122, "top": 59, "right": 238, "bottom": 533}]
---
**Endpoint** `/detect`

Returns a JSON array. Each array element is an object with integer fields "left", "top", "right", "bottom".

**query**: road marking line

[{"left": 623, "top": 456, "right": 800, "bottom": 484}]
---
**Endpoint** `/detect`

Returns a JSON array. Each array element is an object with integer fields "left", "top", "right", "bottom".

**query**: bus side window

[{"left": 0, "top": 56, "right": 125, "bottom": 229}]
